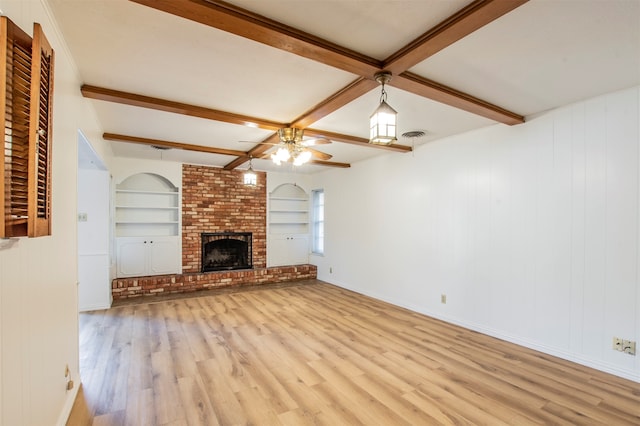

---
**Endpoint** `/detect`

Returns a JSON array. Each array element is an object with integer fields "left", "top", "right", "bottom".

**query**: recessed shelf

[
  {"left": 116, "top": 221, "right": 179, "bottom": 224},
  {"left": 116, "top": 205, "right": 179, "bottom": 209},
  {"left": 116, "top": 189, "right": 178, "bottom": 195},
  {"left": 270, "top": 196, "right": 308, "bottom": 201}
]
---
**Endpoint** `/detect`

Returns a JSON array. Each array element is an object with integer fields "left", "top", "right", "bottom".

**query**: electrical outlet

[
  {"left": 622, "top": 340, "right": 636, "bottom": 355},
  {"left": 441, "top": 294, "right": 447, "bottom": 304},
  {"left": 329, "top": 267, "right": 332, "bottom": 274},
  {"left": 613, "top": 337, "right": 623, "bottom": 351}
]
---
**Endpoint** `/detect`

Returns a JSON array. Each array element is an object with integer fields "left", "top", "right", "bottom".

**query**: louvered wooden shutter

[
  {"left": 0, "top": 17, "right": 33, "bottom": 237},
  {"left": 0, "top": 18, "right": 54, "bottom": 238},
  {"left": 28, "top": 23, "right": 54, "bottom": 237}
]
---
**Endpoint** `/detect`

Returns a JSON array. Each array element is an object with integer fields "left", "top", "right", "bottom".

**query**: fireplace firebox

[{"left": 201, "top": 232, "right": 253, "bottom": 272}]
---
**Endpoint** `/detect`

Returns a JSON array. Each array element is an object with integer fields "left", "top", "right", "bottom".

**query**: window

[
  {"left": 311, "top": 189, "right": 324, "bottom": 254},
  {"left": 1, "top": 18, "right": 54, "bottom": 237}
]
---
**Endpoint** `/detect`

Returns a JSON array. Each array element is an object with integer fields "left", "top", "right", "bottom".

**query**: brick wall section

[
  {"left": 112, "top": 265, "right": 317, "bottom": 299},
  {"left": 182, "top": 164, "right": 267, "bottom": 272}
]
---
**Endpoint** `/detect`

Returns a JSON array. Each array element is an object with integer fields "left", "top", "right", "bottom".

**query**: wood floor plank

[
  {"left": 151, "top": 350, "right": 186, "bottom": 424},
  {"left": 196, "top": 358, "right": 249, "bottom": 425},
  {"left": 70, "top": 281, "right": 640, "bottom": 425},
  {"left": 176, "top": 376, "right": 220, "bottom": 426},
  {"left": 123, "top": 388, "right": 154, "bottom": 426}
]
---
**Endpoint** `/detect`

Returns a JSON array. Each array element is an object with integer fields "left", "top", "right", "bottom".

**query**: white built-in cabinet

[
  {"left": 116, "top": 236, "right": 180, "bottom": 277},
  {"left": 268, "top": 183, "right": 309, "bottom": 266},
  {"left": 115, "top": 172, "right": 181, "bottom": 278}
]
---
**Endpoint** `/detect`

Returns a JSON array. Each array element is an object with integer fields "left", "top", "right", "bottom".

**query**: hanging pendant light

[
  {"left": 369, "top": 71, "right": 397, "bottom": 145},
  {"left": 243, "top": 157, "right": 257, "bottom": 186}
]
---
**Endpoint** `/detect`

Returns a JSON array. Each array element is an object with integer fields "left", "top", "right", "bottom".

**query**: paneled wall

[{"left": 311, "top": 87, "right": 640, "bottom": 382}]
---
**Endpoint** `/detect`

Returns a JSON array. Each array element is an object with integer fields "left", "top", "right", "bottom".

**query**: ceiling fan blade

[
  {"left": 302, "top": 137, "right": 331, "bottom": 146},
  {"left": 239, "top": 140, "right": 281, "bottom": 146},
  {"left": 307, "top": 147, "right": 332, "bottom": 160}
]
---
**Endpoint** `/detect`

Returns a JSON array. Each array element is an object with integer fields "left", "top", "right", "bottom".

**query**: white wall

[
  {"left": 311, "top": 86, "right": 640, "bottom": 382},
  {"left": 0, "top": 1, "right": 110, "bottom": 424}
]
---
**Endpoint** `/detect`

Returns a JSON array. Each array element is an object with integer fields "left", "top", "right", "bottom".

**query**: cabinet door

[
  {"left": 269, "top": 235, "right": 309, "bottom": 266},
  {"left": 269, "top": 236, "right": 288, "bottom": 267},
  {"left": 148, "top": 237, "right": 180, "bottom": 275},
  {"left": 288, "top": 235, "right": 309, "bottom": 265},
  {"left": 116, "top": 238, "right": 148, "bottom": 277}
]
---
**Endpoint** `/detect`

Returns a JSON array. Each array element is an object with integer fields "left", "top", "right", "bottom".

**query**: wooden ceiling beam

[
  {"left": 82, "top": 85, "right": 285, "bottom": 131},
  {"left": 102, "top": 133, "right": 248, "bottom": 156},
  {"left": 309, "top": 160, "right": 350, "bottom": 169},
  {"left": 383, "top": 0, "right": 530, "bottom": 75},
  {"left": 393, "top": 72, "right": 524, "bottom": 125},
  {"left": 129, "top": 0, "right": 381, "bottom": 77}
]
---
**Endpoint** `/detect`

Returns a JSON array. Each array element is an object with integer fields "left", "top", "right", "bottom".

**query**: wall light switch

[
  {"left": 78, "top": 212, "right": 88, "bottom": 222},
  {"left": 623, "top": 340, "right": 636, "bottom": 355}
]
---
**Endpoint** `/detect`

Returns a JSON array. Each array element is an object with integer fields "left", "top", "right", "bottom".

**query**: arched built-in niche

[
  {"left": 268, "top": 183, "right": 309, "bottom": 235},
  {"left": 115, "top": 173, "right": 179, "bottom": 237},
  {"left": 268, "top": 183, "right": 310, "bottom": 266}
]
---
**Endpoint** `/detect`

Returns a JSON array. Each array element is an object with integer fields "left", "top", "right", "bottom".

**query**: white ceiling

[{"left": 48, "top": 0, "right": 640, "bottom": 174}]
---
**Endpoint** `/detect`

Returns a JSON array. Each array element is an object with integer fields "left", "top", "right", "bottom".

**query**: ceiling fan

[{"left": 244, "top": 127, "right": 332, "bottom": 166}]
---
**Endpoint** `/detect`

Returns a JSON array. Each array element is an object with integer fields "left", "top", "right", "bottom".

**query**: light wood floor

[{"left": 67, "top": 280, "right": 640, "bottom": 425}]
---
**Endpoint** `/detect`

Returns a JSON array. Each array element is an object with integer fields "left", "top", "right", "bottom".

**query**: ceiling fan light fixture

[
  {"left": 278, "top": 127, "right": 304, "bottom": 143},
  {"left": 370, "top": 71, "right": 397, "bottom": 145},
  {"left": 271, "top": 127, "right": 316, "bottom": 166}
]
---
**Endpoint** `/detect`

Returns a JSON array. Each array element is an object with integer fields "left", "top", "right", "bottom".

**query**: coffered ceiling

[{"left": 49, "top": 0, "right": 640, "bottom": 173}]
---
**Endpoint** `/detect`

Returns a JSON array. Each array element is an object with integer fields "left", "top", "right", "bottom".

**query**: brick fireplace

[
  {"left": 182, "top": 164, "right": 267, "bottom": 271},
  {"left": 111, "top": 165, "right": 316, "bottom": 300}
]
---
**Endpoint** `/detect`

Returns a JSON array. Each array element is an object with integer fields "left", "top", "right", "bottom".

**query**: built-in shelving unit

[
  {"left": 115, "top": 177, "right": 179, "bottom": 237},
  {"left": 268, "top": 183, "right": 309, "bottom": 266},
  {"left": 269, "top": 186, "right": 309, "bottom": 235},
  {"left": 115, "top": 172, "right": 181, "bottom": 277}
]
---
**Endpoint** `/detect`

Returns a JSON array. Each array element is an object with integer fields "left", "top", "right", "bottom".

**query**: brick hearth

[
  {"left": 112, "top": 165, "right": 316, "bottom": 300},
  {"left": 111, "top": 265, "right": 317, "bottom": 300}
]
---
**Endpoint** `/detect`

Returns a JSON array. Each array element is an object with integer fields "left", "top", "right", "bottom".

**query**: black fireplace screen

[{"left": 201, "top": 232, "right": 253, "bottom": 272}]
